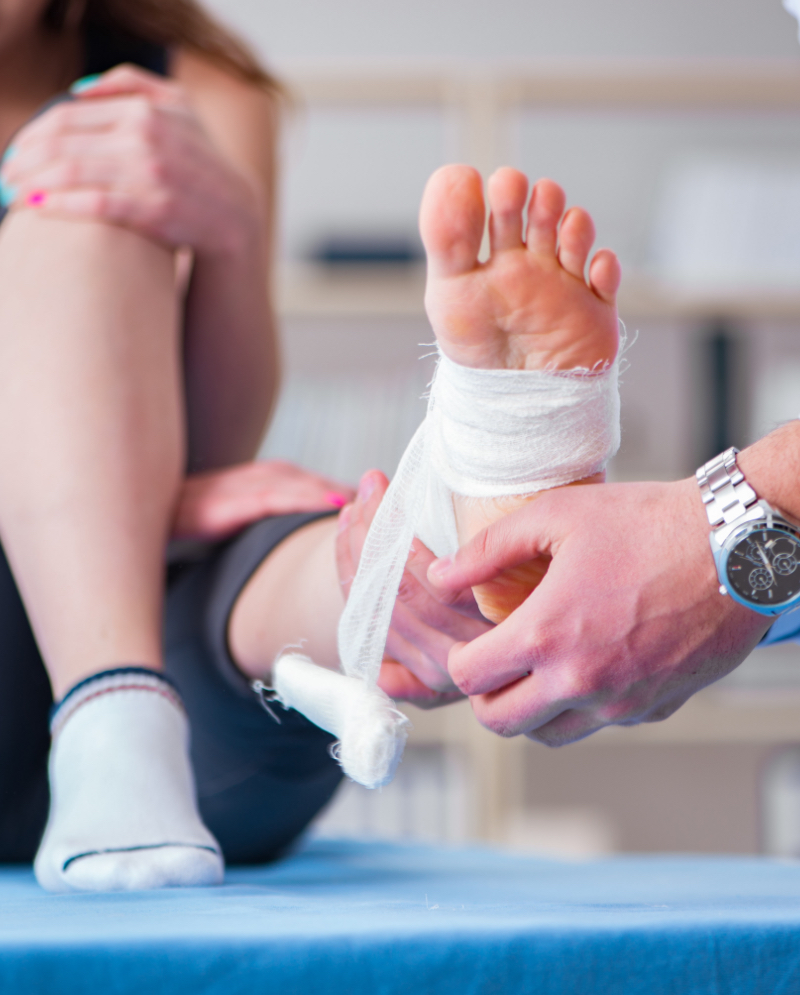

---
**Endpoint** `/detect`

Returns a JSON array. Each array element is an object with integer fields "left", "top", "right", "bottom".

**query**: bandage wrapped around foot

[{"left": 271, "top": 348, "right": 620, "bottom": 789}]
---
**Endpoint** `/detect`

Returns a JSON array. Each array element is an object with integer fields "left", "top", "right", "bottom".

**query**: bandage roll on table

[{"left": 269, "top": 348, "right": 621, "bottom": 788}]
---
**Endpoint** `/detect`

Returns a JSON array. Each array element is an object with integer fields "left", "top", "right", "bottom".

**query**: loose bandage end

[{"left": 271, "top": 653, "right": 410, "bottom": 789}]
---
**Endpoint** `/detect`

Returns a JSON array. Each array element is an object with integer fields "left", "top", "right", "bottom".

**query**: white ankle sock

[{"left": 34, "top": 668, "right": 224, "bottom": 893}]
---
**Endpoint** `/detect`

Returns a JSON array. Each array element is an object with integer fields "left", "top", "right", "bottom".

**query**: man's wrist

[{"left": 737, "top": 420, "right": 800, "bottom": 525}]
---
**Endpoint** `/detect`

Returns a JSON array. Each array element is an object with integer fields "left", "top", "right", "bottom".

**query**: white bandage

[
  {"left": 272, "top": 348, "right": 620, "bottom": 790},
  {"left": 271, "top": 653, "right": 409, "bottom": 789},
  {"left": 338, "top": 349, "right": 620, "bottom": 684}
]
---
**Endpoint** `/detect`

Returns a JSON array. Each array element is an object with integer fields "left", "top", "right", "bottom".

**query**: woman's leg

[
  {"left": 0, "top": 211, "right": 181, "bottom": 699},
  {"left": 165, "top": 513, "right": 343, "bottom": 864},
  {"left": 0, "top": 541, "right": 52, "bottom": 863},
  {"left": 0, "top": 211, "right": 221, "bottom": 891}
]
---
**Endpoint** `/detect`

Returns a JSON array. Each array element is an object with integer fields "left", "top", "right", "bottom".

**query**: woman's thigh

[
  {"left": 0, "top": 543, "right": 51, "bottom": 862},
  {"left": 164, "top": 512, "right": 343, "bottom": 865}
]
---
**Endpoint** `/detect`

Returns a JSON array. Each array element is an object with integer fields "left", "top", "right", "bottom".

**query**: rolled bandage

[
  {"left": 271, "top": 347, "right": 620, "bottom": 790},
  {"left": 270, "top": 653, "right": 409, "bottom": 789}
]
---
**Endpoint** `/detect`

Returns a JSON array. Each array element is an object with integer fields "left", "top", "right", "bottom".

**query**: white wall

[
  {"left": 204, "top": 1, "right": 800, "bottom": 266},
  {"left": 208, "top": 0, "right": 798, "bottom": 65}
]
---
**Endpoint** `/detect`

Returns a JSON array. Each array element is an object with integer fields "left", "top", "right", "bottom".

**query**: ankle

[{"left": 51, "top": 666, "right": 182, "bottom": 739}]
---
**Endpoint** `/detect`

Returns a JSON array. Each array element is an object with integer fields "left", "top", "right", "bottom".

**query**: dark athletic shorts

[{"left": 0, "top": 512, "right": 342, "bottom": 865}]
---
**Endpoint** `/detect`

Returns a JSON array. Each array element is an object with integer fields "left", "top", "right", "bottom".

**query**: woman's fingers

[
  {"left": 71, "top": 64, "right": 187, "bottom": 108},
  {"left": 335, "top": 470, "right": 390, "bottom": 598},
  {"left": 0, "top": 79, "right": 252, "bottom": 254},
  {"left": 173, "top": 460, "right": 355, "bottom": 541}
]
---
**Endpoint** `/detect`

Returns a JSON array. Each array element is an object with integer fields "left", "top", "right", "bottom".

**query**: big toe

[{"left": 419, "top": 164, "right": 485, "bottom": 278}]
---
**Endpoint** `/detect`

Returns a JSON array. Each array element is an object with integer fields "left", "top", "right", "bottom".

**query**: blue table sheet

[{"left": 1, "top": 839, "right": 799, "bottom": 994}]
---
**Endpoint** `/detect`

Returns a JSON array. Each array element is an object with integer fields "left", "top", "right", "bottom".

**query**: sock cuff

[{"left": 50, "top": 667, "right": 184, "bottom": 739}]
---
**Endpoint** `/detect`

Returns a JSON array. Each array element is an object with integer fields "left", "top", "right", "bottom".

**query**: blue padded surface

[{"left": 1, "top": 839, "right": 800, "bottom": 995}]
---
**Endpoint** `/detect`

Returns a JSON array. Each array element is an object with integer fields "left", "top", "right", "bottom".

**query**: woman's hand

[
  {"left": 336, "top": 470, "right": 491, "bottom": 708},
  {"left": 173, "top": 460, "right": 355, "bottom": 541},
  {"left": 0, "top": 65, "right": 258, "bottom": 256}
]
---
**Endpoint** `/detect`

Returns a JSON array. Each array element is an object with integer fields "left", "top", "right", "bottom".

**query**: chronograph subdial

[
  {"left": 747, "top": 567, "right": 773, "bottom": 591},
  {"left": 773, "top": 552, "right": 799, "bottom": 577}
]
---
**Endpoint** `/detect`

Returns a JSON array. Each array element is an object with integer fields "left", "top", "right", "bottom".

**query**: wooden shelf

[
  {"left": 407, "top": 687, "right": 800, "bottom": 751},
  {"left": 288, "top": 62, "right": 800, "bottom": 111},
  {"left": 277, "top": 264, "right": 800, "bottom": 321}
]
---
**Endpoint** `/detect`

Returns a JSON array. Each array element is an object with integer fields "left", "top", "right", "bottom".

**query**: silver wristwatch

[{"left": 697, "top": 447, "right": 800, "bottom": 616}]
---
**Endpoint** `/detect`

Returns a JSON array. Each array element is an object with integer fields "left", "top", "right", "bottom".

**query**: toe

[
  {"left": 419, "top": 164, "right": 485, "bottom": 278},
  {"left": 588, "top": 248, "right": 622, "bottom": 304},
  {"left": 487, "top": 167, "right": 528, "bottom": 252},
  {"left": 525, "top": 178, "right": 566, "bottom": 256},
  {"left": 557, "top": 206, "right": 595, "bottom": 279}
]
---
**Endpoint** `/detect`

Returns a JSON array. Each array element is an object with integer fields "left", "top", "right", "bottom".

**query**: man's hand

[
  {"left": 337, "top": 470, "right": 491, "bottom": 708},
  {"left": 428, "top": 475, "right": 772, "bottom": 743}
]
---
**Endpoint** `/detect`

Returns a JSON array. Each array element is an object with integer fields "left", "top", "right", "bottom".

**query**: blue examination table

[{"left": 1, "top": 838, "right": 799, "bottom": 994}]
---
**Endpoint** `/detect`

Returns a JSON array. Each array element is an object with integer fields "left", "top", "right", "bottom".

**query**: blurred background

[{"left": 207, "top": 0, "right": 800, "bottom": 859}]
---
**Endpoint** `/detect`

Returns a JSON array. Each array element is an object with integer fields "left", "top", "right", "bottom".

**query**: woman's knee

[{"left": 0, "top": 210, "right": 177, "bottom": 304}]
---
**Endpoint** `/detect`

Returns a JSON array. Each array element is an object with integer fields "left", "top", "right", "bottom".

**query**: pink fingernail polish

[
  {"left": 325, "top": 492, "right": 347, "bottom": 508},
  {"left": 27, "top": 190, "right": 46, "bottom": 207}
]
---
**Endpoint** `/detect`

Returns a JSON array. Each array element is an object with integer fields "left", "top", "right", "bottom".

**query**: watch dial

[{"left": 726, "top": 528, "right": 800, "bottom": 606}]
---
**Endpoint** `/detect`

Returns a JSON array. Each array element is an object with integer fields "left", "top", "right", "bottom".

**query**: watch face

[{"left": 726, "top": 527, "right": 800, "bottom": 607}]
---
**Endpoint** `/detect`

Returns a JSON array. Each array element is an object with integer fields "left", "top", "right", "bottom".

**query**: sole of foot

[{"left": 419, "top": 165, "right": 621, "bottom": 623}]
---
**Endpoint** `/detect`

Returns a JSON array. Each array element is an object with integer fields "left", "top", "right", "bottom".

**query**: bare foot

[{"left": 419, "top": 165, "right": 621, "bottom": 622}]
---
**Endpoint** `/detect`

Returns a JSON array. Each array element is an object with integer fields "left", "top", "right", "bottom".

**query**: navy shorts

[{"left": 0, "top": 512, "right": 342, "bottom": 864}]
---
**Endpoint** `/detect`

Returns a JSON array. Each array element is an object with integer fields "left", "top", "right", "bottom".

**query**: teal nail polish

[
  {"left": 1, "top": 144, "right": 17, "bottom": 165},
  {"left": 70, "top": 73, "right": 102, "bottom": 94},
  {"left": 0, "top": 181, "right": 17, "bottom": 208}
]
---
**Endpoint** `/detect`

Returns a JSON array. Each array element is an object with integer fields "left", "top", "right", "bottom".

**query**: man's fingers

[
  {"left": 384, "top": 617, "right": 460, "bottom": 693},
  {"left": 523, "top": 709, "right": 608, "bottom": 746},
  {"left": 378, "top": 660, "right": 464, "bottom": 707},
  {"left": 446, "top": 602, "right": 541, "bottom": 697},
  {"left": 396, "top": 551, "right": 492, "bottom": 642},
  {"left": 404, "top": 537, "right": 487, "bottom": 621},
  {"left": 428, "top": 498, "right": 558, "bottom": 592}
]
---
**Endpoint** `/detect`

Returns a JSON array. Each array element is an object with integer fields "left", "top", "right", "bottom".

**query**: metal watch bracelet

[{"left": 696, "top": 447, "right": 758, "bottom": 530}]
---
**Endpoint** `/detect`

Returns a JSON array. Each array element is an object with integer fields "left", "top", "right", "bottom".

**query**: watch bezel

[{"left": 718, "top": 516, "right": 800, "bottom": 615}]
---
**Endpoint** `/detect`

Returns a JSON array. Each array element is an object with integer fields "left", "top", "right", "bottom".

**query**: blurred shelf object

[
  {"left": 288, "top": 61, "right": 800, "bottom": 111},
  {"left": 278, "top": 263, "right": 800, "bottom": 320},
  {"left": 279, "top": 62, "right": 800, "bottom": 320},
  {"left": 277, "top": 262, "right": 426, "bottom": 318},
  {"left": 590, "top": 688, "right": 800, "bottom": 745}
]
